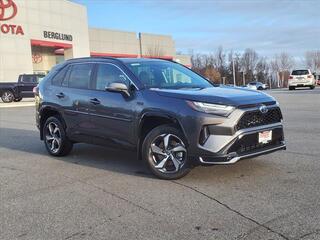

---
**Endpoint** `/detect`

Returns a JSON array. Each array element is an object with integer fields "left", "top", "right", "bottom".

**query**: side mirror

[{"left": 106, "top": 82, "right": 130, "bottom": 97}]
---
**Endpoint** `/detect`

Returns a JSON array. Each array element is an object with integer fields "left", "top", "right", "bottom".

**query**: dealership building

[{"left": 0, "top": 0, "right": 191, "bottom": 83}]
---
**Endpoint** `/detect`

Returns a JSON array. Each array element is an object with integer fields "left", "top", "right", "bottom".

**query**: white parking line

[{"left": 0, "top": 102, "right": 35, "bottom": 108}]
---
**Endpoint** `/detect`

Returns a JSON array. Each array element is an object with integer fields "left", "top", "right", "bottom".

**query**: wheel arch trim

[
  {"left": 39, "top": 105, "right": 65, "bottom": 140},
  {"left": 136, "top": 111, "right": 189, "bottom": 159}
]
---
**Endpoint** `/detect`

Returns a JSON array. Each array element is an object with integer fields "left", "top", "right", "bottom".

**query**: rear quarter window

[{"left": 51, "top": 66, "right": 69, "bottom": 86}]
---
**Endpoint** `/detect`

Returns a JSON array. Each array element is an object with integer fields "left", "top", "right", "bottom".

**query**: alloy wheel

[
  {"left": 2, "top": 91, "right": 14, "bottom": 102},
  {"left": 149, "top": 134, "right": 187, "bottom": 173},
  {"left": 45, "top": 122, "right": 62, "bottom": 154}
]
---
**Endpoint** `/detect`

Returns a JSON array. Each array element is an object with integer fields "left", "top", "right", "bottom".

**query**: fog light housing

[{"left": 199, "top": 126, "right": 210, "bottom": 145}]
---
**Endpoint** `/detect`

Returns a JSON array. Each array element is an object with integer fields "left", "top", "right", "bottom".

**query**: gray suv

[{"left": 35, "top": 58, "right": 286, "bottom": 179}]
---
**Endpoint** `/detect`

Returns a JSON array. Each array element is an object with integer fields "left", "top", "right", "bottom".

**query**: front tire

[
  {"left": 310, "top": 85, "right": 315, "bottom": 89},
  {"left": 142, "top": 125, "right": 191, "bottom": 180},
  {"left": 1, "top": 90, "right": 14, "bottom": 103},
  {"left": 43, "top": 116, "right": 73, "bottom": 156}
]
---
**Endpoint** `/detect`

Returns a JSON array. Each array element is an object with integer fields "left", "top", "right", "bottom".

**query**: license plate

[{"left": 258, "top": 130, "right": 272, "bottom": 144}]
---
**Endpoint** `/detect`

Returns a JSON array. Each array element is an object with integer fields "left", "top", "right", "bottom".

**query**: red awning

[{"left": 31, "top": 39, "right": 72, "bottom": 49}]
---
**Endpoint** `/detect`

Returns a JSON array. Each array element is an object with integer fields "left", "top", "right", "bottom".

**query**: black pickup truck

[{"left": 0, "top": 74, "right": 45, "bottom": 103}]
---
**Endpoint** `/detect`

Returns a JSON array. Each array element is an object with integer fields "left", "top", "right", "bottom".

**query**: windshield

[{"left": 125, "top": 61, "right": 212, "bottom": 89}]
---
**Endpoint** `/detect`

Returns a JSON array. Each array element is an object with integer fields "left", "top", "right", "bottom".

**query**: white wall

[{"left": 0, "top": 0, "right": 90, "bottom": 82}]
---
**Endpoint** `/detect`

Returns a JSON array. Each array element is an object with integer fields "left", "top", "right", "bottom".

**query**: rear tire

[
  {"left": 1, "top": 90, "right": 14, "bottom": 103},
  {"left": 43, "top": 116, "right": 73, "bottom": 156},
  {"left": 310, "top": 85, "right": 315, "bottom": 89},
  {"left": 289, "top": 86, "right": 295, "bottom": 90},
  {"left": 142, "top": 125, "right": 191, "bottom": 180}
]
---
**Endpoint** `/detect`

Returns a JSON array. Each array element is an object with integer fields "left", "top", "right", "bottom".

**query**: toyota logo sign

[
  {"left": 0, "top": 0, "right": 17, "bottom": 21},
  {"left": 259, "top": 105, "right": 268, "bottom": 114},
  {"left": 0, "top": 0, "right": 24, "bottom": 35}
]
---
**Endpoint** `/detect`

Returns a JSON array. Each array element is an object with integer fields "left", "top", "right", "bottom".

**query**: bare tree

[
  {"left": 278, "top": 52, "right": 294, "bottom": 71},
  {"left": 255, "top": 57, "right": 269, "bottom": 83},
  {"left": 270, "top": 58, "right": 280, "bottom": 88},
  {"left": 241, "top": 48, "right": 259, "bottom": 82},
  {"left": 204, "top": 67, "right": 221, "bottom": 84},
  {"left": 271, "top": 53, "right": 294, "bottom": 87},
  {"left": 191, "top": 46, "right": 291, "bottom": 87},
  {"left": 305, "top": 51, "right": 320, "bottom": 72},
  {"left": 228, "top": 51, "right": 242, "bottom": 85},
  {"left": 215, "top": 46, "right": 227, "bottom": 77}
]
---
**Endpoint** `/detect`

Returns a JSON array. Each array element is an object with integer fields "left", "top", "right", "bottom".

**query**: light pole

[
  {"left": 138, "top": 32, "right": 142, "bottom": 58},
  {"left": 232, "top": 58, "right": 236, "bottom": 86},
  {"left": 242, "top": 71, "right": 245, "bottom": 86}
]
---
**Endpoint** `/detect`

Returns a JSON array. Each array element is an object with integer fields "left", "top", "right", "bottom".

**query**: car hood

[{"left": 153, "top": 86, "right": 275, "bottom": 107}]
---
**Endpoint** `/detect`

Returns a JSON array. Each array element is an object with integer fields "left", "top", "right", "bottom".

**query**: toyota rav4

[{"left": 35, "top": 58, "right": 286, "bottom": 179}]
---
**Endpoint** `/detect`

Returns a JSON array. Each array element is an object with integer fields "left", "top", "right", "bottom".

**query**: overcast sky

[{"left": 73, "top": 0, "right": 320, "bottom": 58}]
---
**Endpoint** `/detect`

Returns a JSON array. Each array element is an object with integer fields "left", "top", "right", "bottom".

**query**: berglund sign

[{"left": 0, "top": 0, "right": 24, "bottom": 35}]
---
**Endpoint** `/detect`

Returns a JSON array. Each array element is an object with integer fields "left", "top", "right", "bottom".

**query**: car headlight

[{"left": 187, "top": 101, "right": 235, "bottom": 116}]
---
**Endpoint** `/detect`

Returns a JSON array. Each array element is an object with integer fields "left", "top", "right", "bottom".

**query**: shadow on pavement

[
  {"left": 0, "top": 127, "right": 274, "bottom": 181},
  {"left": 0, "top": 127, "right": 153, "bottom": 178}
]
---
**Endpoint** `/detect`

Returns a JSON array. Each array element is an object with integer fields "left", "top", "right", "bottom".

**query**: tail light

[
  {"left": 33, "top": 86, "right": 39, "bottom": 96},
  {"left": 307, "top": 75, "right": 312, "bottom": 78},
  {"left": 289, "top": 76, "right": 293, "bottom": 80}
]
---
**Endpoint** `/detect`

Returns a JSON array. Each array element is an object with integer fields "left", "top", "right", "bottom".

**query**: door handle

[
  {"left": 90, "top": 98, "right": 101, "bottom": 105},
  {"left": 56, "top": 92, "right": 65, "bottom": 98}
]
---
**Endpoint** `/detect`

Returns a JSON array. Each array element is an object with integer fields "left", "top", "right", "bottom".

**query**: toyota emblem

[
  {"left": 0, "top": 0, "right": 17, "bottom": 21},
  {"left": 259, "top": 105, "right": 268, "bottom": 114}
]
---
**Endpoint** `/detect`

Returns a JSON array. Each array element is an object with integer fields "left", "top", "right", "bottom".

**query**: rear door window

[{"left": 68, "top": 64, "right": 94, "bottom": 89}]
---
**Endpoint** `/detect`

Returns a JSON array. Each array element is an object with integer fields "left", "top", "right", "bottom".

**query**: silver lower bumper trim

[{"left": 199, "top": 143, "right": 286, "bottom": 165}]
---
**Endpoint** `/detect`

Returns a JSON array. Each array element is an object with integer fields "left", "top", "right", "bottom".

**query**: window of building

[
  {"left": 95, "top": 64, "right": 129, "bottom": 90},
  {"left": 68, "top": 64, "right": 93, "bottom": 89}
]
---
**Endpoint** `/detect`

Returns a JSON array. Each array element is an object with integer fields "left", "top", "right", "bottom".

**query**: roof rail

[{"left": 65, "top": 56, "right": 122, "bottom": 63}]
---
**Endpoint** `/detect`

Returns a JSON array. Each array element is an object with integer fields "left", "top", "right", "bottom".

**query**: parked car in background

[
  {"left": 35, "top": 57, "right": 286, "bottom": 180},
  {"left": 247, "top": 81, "right": 268, "bottom": 90},
  {"left": 0, "top": 74, "right": 45, "bottom": 103},
  {"left": 288, "top": 69, "right": 316, "bottom": 90}
]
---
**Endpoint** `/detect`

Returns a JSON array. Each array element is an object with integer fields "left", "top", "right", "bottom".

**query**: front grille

[
  {"left": 227, "top": 128, "right": 284, "bottom": 154},
  {"left": 236, "top": 107, "right": 282, "bottom": 131}
]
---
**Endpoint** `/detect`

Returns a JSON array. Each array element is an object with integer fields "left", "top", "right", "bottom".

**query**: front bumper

[
  {"left": 289, "top": 81, "right": 314, "bottom": 87},
  {"left": 198, "top": 124, "right": 286, "bottom": 164},
  {"left": 182, "top": 104, "right": 286, "bottom": 165}
]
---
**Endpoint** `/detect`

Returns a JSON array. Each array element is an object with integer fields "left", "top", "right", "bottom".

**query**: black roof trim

[{"left": 65, "top": 57, "right": 123, "bottom": 63}]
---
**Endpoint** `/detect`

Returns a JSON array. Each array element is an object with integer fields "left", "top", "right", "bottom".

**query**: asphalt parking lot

[{"left": 0, "top": 88, "right": 320, "bottom": 240}]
